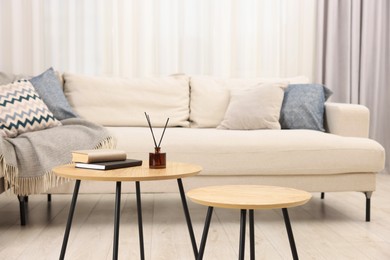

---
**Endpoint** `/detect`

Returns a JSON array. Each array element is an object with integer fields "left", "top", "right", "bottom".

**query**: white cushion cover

[
  {"left": 189, "top": 76, "right": 309, "bottom": 128},
  {"left": 217, "top": 83, "right": 287, "bottom": 130},
  {"left": 63, "top": 73, "right": 190, "bottom": 127},
  {"left": 107, "top": 127, "right": 385, "bottom": 176}
]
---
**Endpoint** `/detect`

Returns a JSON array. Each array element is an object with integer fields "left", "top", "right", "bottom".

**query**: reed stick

[
  {"left": 144, "top": 112, "right": 158, "bottom": 147},
  {"left": 157, "top": 118, "right": 170, "bottom": 148}
]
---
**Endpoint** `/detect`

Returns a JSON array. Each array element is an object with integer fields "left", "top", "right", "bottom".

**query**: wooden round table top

[
  {"left": 53, "top": 161, "right": 202, "bottom": 182},
  {"left": 187, "top": 185, "right": 312, "bottom": 210}
]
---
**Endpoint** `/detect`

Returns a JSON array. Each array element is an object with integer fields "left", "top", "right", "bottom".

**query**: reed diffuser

[{"left": 145, "top": 112, "right": 169, "bottom": 169}]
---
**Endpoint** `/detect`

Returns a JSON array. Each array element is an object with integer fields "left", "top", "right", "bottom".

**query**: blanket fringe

[
  {"left": 0, "top": 135, "right": 117, "bottom": 196},
  {"left": 1, "top": 153, "right": 17, "bottom": 192},
  {"left": 94, "top": 136, "right": 117, "bottom": 149}
]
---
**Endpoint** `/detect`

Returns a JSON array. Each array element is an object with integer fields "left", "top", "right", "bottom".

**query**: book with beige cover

[{"left": 72, "top": 149, "right": 127, "bottom": 163}]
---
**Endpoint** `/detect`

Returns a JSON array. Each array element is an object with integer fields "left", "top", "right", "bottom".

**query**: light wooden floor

[{"left": 1, "top": 173, "right": 390, "bottom": 260}]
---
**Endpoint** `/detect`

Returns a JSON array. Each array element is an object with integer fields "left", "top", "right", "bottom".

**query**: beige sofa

[{"left": 45, "top": 73, "right": 385, "bottom": 222}]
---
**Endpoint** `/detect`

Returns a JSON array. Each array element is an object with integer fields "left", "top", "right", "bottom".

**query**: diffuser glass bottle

[
  {"left": 149, "top": 147, "right": 166, "bottom": 169},
  {"left": 145, "top": 112, "right": 169, "bottom": 169}
]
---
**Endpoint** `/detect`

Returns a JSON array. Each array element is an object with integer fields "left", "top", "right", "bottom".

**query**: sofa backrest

[
  {"left": 62, "top": 73, "right": 311, "bottom": 128},
  {"left": 63, "top": 73, "right": 190, "bottom": 127}
]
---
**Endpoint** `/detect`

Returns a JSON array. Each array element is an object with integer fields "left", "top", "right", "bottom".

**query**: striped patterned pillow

[{"left": 0, "top": 79, "right": 61, "bottom": 138}]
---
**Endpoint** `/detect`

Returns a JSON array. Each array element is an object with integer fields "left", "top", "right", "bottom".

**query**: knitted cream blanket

[{"left": 0, "top": 118, "right": 115, "bottom": 195}]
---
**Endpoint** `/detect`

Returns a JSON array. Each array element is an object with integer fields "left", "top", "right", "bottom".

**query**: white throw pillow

[
  {"left": 189, "top": 76, "right": 309, "bottom": 128},
  {"left": 217, "top": 83, "right": 287, "bottom": 130}
]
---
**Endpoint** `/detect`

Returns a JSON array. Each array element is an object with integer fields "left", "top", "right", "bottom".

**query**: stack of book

[{"left": 72, "top": 149, "right": 142, "bottom": 170}]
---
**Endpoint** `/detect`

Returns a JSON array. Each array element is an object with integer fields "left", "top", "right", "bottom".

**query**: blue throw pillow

[
  {"left": 280, "top": 84, "right": 332, "bottom": 131},
  {"left": 30, "top": 68, "right": 77, "bottom": 120}
]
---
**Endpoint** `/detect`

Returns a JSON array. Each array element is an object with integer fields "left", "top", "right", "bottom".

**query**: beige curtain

[
  {"left": 0, "top": 0, "right": 317, "bottom": 79},
  {"left": 316, "top": 0, "right": 389, "bottom": 173}
]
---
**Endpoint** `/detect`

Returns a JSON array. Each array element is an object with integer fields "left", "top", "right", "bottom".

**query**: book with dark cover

[{"left": 75, "top": 159, "right": 143, "bottom": 170}]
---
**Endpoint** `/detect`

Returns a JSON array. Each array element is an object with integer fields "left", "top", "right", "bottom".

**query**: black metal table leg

[
  {"left": 135, "top": 181, "right": 145, "bottom": 260},
  {"left": 60, "top": 180, "right": 81, "bottom": 260},
  {"left": 282, "top": 208, "right": 299, "bottom": 260},
  {"left": 113, "top": 181, "right": 122, "bottom": 260},
  {"left": 239, "top": 209, "right": 247, "bottom": 260},
  {"left": 177, "top": 178, "right": 198, "bottom": 259},
  {"left": 197, "top": 207, "right": 214, "bottom": 260},
  {"left": 249, "top": 209, "right": 255, "bottom": 260}
]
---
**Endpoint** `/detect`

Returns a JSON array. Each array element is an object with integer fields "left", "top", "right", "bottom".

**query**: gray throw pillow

[
  {"left": 30, "top": 68, "right": 77, "bottom": 120},
  {"left": 280, "top": 84, "right": 332, "bottom": 131}
]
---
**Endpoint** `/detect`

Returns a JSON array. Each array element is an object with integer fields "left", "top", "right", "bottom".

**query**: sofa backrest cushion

[
  {"left": 63, "top": 73, "right": 190, "bottom": 127},
  {"left": 189, "top": 76, "right": 309, "bottom": 128}
]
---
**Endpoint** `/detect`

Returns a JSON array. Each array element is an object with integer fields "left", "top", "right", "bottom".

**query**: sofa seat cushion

[{"left": 107, "top": 127, "right": 385, "bottom": 176}]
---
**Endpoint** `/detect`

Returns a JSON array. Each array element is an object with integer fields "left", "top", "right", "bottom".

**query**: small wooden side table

[
  {"left": 187, "top": 185, "right": 311, "bottom": 260},
  {"left": 53, "top": 161, "right": 202, "bottom": 260}
]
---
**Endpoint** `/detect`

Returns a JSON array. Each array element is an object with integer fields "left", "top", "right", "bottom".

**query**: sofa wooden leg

[
  {"left": 17, "top": 195, "right": 27, "bottom": 226},
  {"left": 47, "top": 194, "right": 52, "bottom": 202},
  {"left": 320, "top": 192, "right": 325, "bottom": 199},
  {"left": 364, "top": 192, "right": 372, "bottom": 222}
]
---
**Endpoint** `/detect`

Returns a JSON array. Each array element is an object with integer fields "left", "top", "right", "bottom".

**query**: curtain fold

[
  {"left": 316, "top": 0, "right": 389, "bottom": 173},
  {"left": 0, "top": 0, "right": 316, "bottom": 79}
]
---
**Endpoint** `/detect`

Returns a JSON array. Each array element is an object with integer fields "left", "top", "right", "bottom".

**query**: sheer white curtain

[{"left": 0, "top": 0, "right": 317, "bottom": 79}]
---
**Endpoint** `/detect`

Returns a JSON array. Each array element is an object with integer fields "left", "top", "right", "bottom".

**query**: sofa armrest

[{"left": 325, "top": 102, "right": 369, "bottom": 137}]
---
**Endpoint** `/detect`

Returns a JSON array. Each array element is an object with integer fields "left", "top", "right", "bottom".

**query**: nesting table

[
  {"left": 53, "top": 161, "right": 202, "bottom": 260},
  {"left": 187, "top": 185, "right": 312, "bottom": 260}
]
